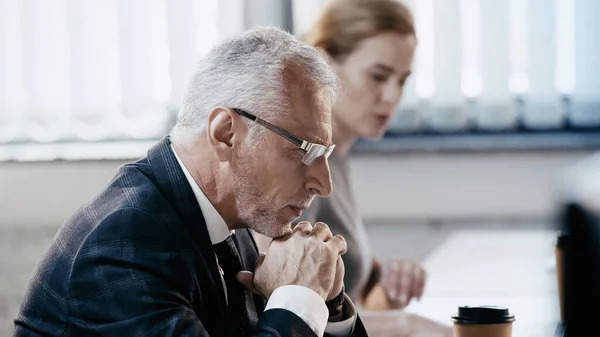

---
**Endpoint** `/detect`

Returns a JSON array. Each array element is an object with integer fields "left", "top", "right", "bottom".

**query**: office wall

[
  {"left": 0, "top": 150, "right": 594, "bottom": 228},
  {"left": 350, "top": 150, "right": 594, "bottom": 223}
]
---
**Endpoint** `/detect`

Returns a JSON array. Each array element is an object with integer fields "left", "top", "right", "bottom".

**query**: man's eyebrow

[
  {"left": 308, "top": 135, "right": 332, "bottom": 147},
  {"left": 294, "top": 132, "right": 327, "bottom": 146}
]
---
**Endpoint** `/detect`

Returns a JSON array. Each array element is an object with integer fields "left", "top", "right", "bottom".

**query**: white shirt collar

[{"left": 171, "top": 145, "right": 232, "bottom": 244}]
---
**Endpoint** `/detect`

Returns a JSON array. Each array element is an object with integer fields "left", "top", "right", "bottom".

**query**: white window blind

[
  {"left": 525, "top": 0, "right": 560, "bottom": 129},
  {"left": 572, "top": 0, "right": 600, "bottom": 126},
  {"left": 292, "top": 0, "right": 600, "bottom": 133},
  {"left": 0, "top": 0, "right": 230, "bottom": 145},
  {"left": 0, "top": 0, "right": 598, "bottom": 152}
]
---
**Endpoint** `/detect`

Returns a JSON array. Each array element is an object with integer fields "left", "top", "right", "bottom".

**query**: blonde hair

[{"left": 302, "top": 0, "right": 415, "bottom": 60}]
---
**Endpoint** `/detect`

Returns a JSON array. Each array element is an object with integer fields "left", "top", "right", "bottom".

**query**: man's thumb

[
  {"left": 237, "top": 271, "right": 259, "bottom": 295},
  {"left": 255, "top": 252, "right": 266, "bottom": 269},
  {"left": 237, "top": 252, "right": 267, "bottom": 295}
]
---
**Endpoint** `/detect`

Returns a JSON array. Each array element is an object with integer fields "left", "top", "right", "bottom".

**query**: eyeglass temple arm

[{"left": 233, "top": 108, "right": 305, "bottom": 147}]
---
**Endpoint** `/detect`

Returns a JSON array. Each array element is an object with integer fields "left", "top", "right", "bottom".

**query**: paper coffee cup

[{"left": 452, "top": 305, "right": 515, "bottom": 337}]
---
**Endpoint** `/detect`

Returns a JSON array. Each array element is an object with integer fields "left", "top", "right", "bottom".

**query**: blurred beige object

[
  {"left": 360, "top": 310, "right": 453, "bottom": 337},
  {"left": 362, "top": 284, "right": 391, "bottom": 311}
]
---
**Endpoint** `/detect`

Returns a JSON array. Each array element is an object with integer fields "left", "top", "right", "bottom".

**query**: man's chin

[
  {"left": 252, "top": 222, "right": 293, "bottom": 239},
  {"left": 272, "top": 223, "right": 293, "bottom": 239}
]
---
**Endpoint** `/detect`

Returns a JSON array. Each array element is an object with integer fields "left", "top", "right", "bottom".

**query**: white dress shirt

[{"left": 171, "top": 146, "right": 355, "bottom": 337}]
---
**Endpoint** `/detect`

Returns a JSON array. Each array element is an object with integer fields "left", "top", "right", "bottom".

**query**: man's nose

[{"left": 304, "top": 156, "right": 333, "bottom": 197}]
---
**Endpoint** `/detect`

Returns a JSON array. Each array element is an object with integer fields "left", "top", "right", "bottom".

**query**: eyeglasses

[{"left": 232, "top": 108, "right": 335, "bottom": 165}]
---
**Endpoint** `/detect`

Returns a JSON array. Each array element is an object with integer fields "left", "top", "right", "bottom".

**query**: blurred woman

[{"left": 299, "top": 0, "right": 422, "bottom": 311}]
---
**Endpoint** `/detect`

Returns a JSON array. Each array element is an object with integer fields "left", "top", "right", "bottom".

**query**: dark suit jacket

[{"left": 14, "top": 136, "right": 367, "bottom": 337}]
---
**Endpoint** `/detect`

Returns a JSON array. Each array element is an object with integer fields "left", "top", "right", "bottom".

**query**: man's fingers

[
  {"left": 312, "top": 222, "right": 333, "bottom": 241},
  {"left": 293, "top": 221, "right": 313, "bottom": 235},
  {"left": 255, "top": 252, "right": 267, "bottom": 270},
  {"left": 327, "top": 256, "right": 345, "bottom": 301},
  {"left": 237, "top": 253, "right": 268, "bottom": 296},
  {"left": 336, "top": 255, "right": 344, "bottom": 270},
  {"left": 327, "top": 234, "right": 347, "bottom": 255}
]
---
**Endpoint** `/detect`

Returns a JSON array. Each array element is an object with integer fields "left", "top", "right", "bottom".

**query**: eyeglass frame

[{"left": 232, "top": 108, "right": 335, "bottom": 165}]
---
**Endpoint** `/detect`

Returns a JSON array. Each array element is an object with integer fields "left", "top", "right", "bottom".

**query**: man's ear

[{"left": 206, "top": 107, "right": 243, "bottom": 162}]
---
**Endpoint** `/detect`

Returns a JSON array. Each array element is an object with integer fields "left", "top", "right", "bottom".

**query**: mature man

[{"left": 13, "top": 26, "right": 367, "bottom": 337}]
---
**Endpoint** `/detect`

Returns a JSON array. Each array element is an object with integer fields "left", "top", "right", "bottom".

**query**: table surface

[{"left": 403, "top": 229, "right": 561, "bottom": 337}]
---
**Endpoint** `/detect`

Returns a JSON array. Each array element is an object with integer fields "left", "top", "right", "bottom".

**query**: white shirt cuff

[
  {"left": 324, "top": 294, "right": 356, "bottom": 337},
  {"left": 264, "top": 285, "right": 328, "bottom": 337}
]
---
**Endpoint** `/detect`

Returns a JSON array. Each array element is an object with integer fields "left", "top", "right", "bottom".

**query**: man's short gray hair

[{"left": 172, "top": 25, "right": 339, "bottom": 143}]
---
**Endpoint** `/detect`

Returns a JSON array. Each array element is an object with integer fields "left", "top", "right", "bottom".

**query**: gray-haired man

[{"left": 14, "top": 26, "right": 368, "bottom": 337}]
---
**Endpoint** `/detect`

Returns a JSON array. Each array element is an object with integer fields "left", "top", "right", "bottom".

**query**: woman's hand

[{"left": 380, "top": 258, "right": 427, "bottom": 309}]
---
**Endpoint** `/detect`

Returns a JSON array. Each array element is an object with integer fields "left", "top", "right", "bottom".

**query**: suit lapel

[{"left": 146, "top": 136, "right": 229, "bottom": 330}]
